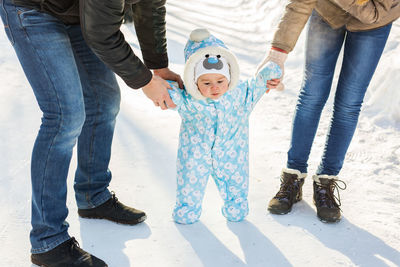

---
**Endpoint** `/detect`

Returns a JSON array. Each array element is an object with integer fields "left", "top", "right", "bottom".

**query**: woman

[{"left": 261, "top": 0, "right": 399, "bottom": 222}]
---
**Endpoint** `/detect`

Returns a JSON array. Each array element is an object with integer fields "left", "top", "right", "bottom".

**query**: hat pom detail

[{"left": 190, "top": 28, "right": 211, "bottom": 42}]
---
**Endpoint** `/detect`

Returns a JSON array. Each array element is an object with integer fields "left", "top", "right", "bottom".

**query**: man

[{"left": 0, "top": 0, "right": 182, "bottom": 266}]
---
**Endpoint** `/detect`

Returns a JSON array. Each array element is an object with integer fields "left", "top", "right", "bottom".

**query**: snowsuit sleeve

[
  {"left": 167, "top": 81, "right": 184, "bottom": 110},
  {"left": 241, "top": 61, "right": 282, "bottom": 109}
]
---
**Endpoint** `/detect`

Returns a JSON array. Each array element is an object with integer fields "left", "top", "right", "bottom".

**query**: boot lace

[
  {"left": 69, "top": 237, "right": 82, "bottom": 255},
  {"left": 317, "top": 179, "right": 347, "bottom": 209},
  {"left": 110, "top": 191, "right": 120, "bottom": 208},
  {"left": 275, "top": 179, "right": 297, "bottom": 200}
]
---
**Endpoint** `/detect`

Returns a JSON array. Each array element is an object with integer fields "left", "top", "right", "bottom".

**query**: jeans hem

[
  {"left": 315, "top": 171, "right": 339, "bottom": 176},
  {"left": 31, "top": 234, "right": 70, "bottom": 254},
  {"left": 76, "top": 189, "right": 111, "bottom": 209},
  {"left": 286, "top": 164, "right": 307, "bottom": 174},
  {"left": 91, "top": 190, "right": 111, "bottom": 208}
]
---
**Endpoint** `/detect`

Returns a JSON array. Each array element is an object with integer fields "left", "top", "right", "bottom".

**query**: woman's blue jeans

[
  {"left": 1, "top": 0, "right": 121, "bottom": 253},
  {"left": 287, "top": 11, "right": 391, "bottom": 176}
]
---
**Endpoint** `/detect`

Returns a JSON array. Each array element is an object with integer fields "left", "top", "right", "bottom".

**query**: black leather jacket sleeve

[
  {"left": 79, "top": 0, "right": 169, "bottom": 89},
  {"left": 132, "top": 0, "right": 168, "bottom": 69}
]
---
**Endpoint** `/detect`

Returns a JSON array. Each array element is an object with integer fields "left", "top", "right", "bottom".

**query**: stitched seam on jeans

[
  {"left": 80, "top": 0, "right": 92, "bottom": 206},
  {"left": 21, "top": 23, "right": 65, "bottom": 225},
  {"left": 87, "top": 75, "right": 101, "bottom": 205},
  {"left": 80, "top": 68, "right": 101, "bottom": 206},
  {"left": 1, "top": 0, "right": 15, "bottom": 45}
]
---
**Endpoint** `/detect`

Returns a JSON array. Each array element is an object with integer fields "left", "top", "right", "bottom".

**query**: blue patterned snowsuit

[{"left": 169, "top": 62, "right": 281, "bottom": 224}]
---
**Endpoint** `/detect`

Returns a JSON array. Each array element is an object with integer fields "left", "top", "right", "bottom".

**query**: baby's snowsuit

[{"left": 169, "top": 29, "right": 281, "bottom": 224}]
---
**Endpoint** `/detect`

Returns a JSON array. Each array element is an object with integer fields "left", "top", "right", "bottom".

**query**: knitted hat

[{"left": 184, "top": 28, "right": 239, "bottom": 100}]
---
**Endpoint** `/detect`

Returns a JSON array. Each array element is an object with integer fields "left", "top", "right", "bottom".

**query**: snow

[{"left": 0, "top": 1, "right": 399, "bottom": 266}]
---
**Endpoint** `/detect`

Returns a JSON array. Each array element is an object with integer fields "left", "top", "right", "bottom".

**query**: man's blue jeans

[
  {"left": 287, "top": 11, "right": 391, "bottom": 176},
  {"left": 1, "top": 0, "right": 121, "bottom": 253}
]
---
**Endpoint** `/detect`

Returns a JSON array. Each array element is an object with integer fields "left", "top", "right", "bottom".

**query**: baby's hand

[
  {"left": 166, "top": 80, "right": 182, "bottom": 109},
  {"left": 256, "top": 61, "right": 283, "bottom": 93},
  {"left": 266, "top": 78, "right": 281, "bottom": 92},
  {"left": 257, "top": 49, "right": 287, "bottom": 92}
]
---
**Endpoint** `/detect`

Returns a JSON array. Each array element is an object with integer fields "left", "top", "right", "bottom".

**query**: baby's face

[{"left": 197, "top": 73, "right": 229, "bottom": 100}]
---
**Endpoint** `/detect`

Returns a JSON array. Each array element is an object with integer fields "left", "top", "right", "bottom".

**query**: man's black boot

[
  {"left": 78, "top": 192, "right": 146, "bottom": 225},
  {"left": 268, "top": 168, "right": 306, "bottom": 214},
  {"left": 31, "top": 237, "right": 107, "bottom": 267},
  {"left": 313, "top": 175, "right": 347, "bottom": 223}
]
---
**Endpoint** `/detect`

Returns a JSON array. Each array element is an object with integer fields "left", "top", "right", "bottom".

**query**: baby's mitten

[{"left": 256, "top": 49, "right": 288, "bottom": 90}]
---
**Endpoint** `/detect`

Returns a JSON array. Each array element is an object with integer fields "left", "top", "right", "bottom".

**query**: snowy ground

[{"left": 0, "top": 1, "right": 399, "bottom": 266}]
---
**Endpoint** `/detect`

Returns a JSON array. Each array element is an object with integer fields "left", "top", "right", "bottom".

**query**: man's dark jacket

[{"left": 12, "top": 0, "right": 168, "bottom": 89}]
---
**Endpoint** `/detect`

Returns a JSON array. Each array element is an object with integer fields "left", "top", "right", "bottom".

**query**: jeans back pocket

[{"left": 17, "top": 6, "right": 59, "bottom": 28}]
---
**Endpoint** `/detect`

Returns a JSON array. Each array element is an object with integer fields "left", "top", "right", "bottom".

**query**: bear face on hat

[
  {"left": 203, "top": 54, "right": 223, "bottom": 70},
  {"left": 183, "top": 28, "right": 240, "bottom": 100},
  {"left": 194, "top": 54, "right": 231, "bottom": 83}
]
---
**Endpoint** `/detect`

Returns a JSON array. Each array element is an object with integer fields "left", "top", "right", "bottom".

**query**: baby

[{"left": 168, "top": 29, "right": 281, "bottom": 224}]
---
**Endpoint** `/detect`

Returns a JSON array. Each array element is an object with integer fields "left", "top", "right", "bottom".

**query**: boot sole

[
  {"left": 267, "top": 204, "right": 292, "bottom": 215},
  {"left": 31, "top": 254, "right": 49, "bottom": 267},
  {"left": 267, "top": 198, "right": 302, "bottom": 215},
  {"left": 31, "top": 259, "right": 47, "bottom": 267},
  {"left": 317, "top": 214, "right": 341, "bottom": 223},
  {"left": 268, "top": 208, "right": 291, "bottom": 215},
  {"left": 32, "top": 259, "right": 108, "bottom": 267},
  {"left": 79, "top": 214, "right": 147, "bottom": 225}
]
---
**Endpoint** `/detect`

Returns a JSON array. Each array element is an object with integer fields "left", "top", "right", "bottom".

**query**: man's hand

[
  {"left": 142, "top": 75, "right": 176, "bottom": 110},
  {"left": 154, "top": 67, "right": 184, "bottom": 89}
]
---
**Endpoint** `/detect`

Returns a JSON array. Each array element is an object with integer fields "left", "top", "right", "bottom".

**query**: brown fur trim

[{"left": 282, "top": 168, "right": 307, "bottom": 179}]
